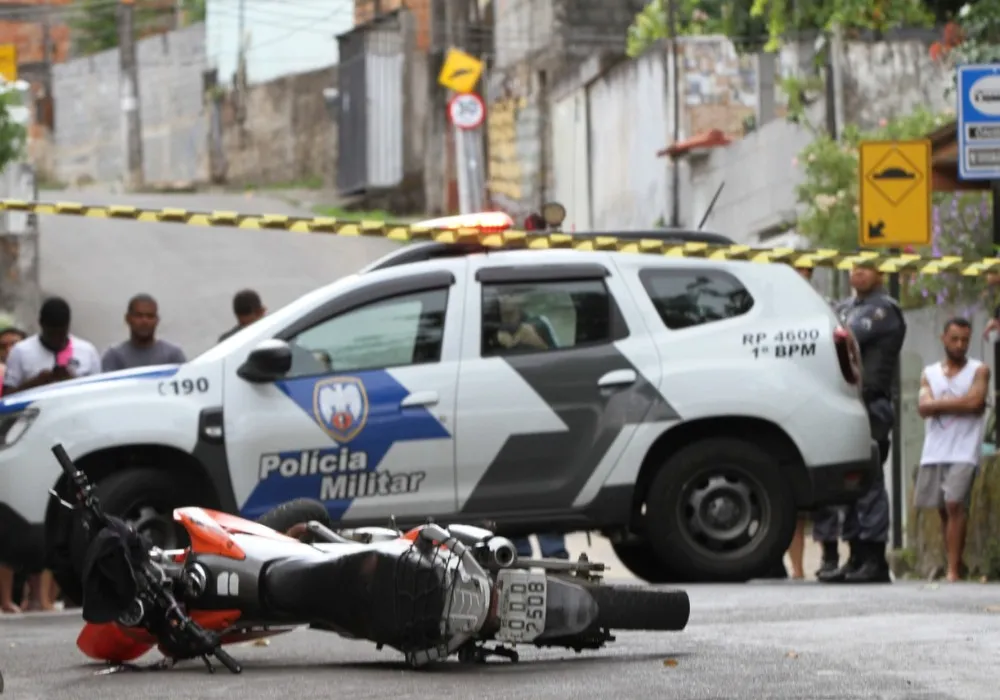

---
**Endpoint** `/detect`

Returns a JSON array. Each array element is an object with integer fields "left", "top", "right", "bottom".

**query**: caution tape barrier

[{"left": 4, "top": 198, "right": 999, "bottom": 277}]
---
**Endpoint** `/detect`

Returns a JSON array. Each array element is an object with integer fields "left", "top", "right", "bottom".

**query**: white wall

[{"left": 206, "top": 0, "right": 355, "bottom": 87}]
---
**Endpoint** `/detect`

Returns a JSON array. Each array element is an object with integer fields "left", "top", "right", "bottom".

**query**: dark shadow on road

[{"left": 65, "top": 650, "right": 692, "bottom": 678}]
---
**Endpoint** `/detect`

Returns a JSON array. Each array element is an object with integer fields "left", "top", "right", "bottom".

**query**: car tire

[
  {"left": 610, "top": 539, "right": 680, "bottom": 584},
  {"left": 644, "top": 437, "right": 797, "bottom": 583},
  {"left": 255, "top": 498, "right": 332, "bottom": 533},
  {"left": 50, "top": 467, "right": 191, "bottom": 607}
]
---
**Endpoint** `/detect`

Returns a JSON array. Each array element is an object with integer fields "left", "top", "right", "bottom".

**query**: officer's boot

[
  {"left": 814, "top": 540, "right": 839, "bottom": 579},
  {"left": 843, "top": 540, "right": 892, "bottom": 584},
  {"left": 817, "top": 539, "right": 861, "bottom": 583}
]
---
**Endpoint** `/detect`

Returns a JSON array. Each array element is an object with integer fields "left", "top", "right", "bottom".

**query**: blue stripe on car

[
  {"left": 240, "top": 369, "right": 450, "bottom": 522},
  {"left": 0, "top": 366, "right": 180, "bottom": 414}
]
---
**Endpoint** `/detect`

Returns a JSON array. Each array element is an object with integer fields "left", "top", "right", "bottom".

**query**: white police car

[{"left": 0, "top": 212, "right": 878, "bottom": 592}]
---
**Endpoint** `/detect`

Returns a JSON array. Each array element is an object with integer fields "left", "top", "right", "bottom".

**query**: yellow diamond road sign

[
  {"left": 859, "top": 139, "right": 931, "bottom": 248},
  {"left": 437, "top": 47, "right": 483, "bottom": 94},
  {"left": 0, "top": 44, "right": 17, "bottom": 82}
]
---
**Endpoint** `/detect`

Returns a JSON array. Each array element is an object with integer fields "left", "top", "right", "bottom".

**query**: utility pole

[
  {"left": 667, "top": 0, "right": 680, "bottom": 227},
  {"left": 118, "top": 0, "right": 144, "bottom": 189},
  {"left": 41, "top": 1, "right": 52, "bottom": 128},
  {"left": 238, "top": 0, "right": 245, "bottom": 53}
]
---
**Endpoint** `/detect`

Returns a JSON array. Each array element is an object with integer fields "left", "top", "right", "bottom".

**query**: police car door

[
  {"left": 228, "top": 264, "right": 464, "bottom": 525},
  {"left": 454, "top": 257, "right": 667, "bottom": 517}
]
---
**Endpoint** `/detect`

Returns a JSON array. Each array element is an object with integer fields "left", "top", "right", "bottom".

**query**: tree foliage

[
  {"left": 70, "top": 0, "right": 206, "bottom": 56},
  {"left": 0, "top": 85, "right": 27, "bottom": 173},
  {"left": 626, "top": 0, "right": 935, "bottom": 57}
]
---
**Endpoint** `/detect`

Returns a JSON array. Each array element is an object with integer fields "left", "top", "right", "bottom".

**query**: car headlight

[{"left": 0, "top": 407, "right": 39, "bottom": 448}]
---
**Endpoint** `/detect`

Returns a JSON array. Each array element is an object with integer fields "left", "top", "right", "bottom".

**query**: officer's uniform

[{"left": 812, "top": 287, "right": 905, "bottom": 583}]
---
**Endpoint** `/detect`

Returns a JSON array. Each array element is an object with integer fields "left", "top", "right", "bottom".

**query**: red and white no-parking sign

[{"left": 447, "top": 92, "right": 486, "bottom": 130}]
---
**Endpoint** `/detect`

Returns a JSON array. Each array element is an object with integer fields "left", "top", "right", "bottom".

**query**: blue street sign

[{"left": 958, "top": 63, "right": 1000, "bottom": 180}]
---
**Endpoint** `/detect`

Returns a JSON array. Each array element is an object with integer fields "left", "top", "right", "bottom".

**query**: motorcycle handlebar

[
  {"left": 49, "top": 443, "right": 242, "bottom": 674},
  {"left": 51, "top": 443, "right": 78, "bottom": 481}
]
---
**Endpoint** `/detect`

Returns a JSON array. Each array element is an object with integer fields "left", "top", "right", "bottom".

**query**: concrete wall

[
  {"left": 51, "top": 24, "right": 209, "bottom": 186},
  {"left": 487, "top": 0, "right": 648, "bottom": 220},
  {"left": 0, "top": 163, "right": 40, "bottom": 331},
  {"left": 841, "top": 39, "right": 952, "bottom": 131},
  {"left": 206, "top": 0, "right": 354, "bottom": 87},
  {"left": 217, "top": 66, "right": 338, "bottom": 186}
]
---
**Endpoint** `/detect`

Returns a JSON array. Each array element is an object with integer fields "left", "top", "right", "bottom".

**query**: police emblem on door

[{"left": 312, "top": 376, "right": 369, "bottom": 443}]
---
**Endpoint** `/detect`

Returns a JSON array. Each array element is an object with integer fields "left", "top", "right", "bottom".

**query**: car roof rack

[{"left": 362, "top": 228, "right": 736, "bottom": 273}]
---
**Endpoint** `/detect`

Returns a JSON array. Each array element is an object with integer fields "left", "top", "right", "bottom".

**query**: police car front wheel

[
  {"left": 54, "top": 467, "right": 192, "bottom": 605},
  {"left": 644, "top": 437, "right": 797, "bottom": 582}
]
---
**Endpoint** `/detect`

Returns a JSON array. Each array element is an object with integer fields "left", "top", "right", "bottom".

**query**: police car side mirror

[{"left": 237, "top": 339, "right": 293, "bottom": 383}]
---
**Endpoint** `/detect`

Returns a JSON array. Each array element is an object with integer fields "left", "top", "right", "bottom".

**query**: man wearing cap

[{"left": 813, "top": 262, "right": 906, "bottom": 584}]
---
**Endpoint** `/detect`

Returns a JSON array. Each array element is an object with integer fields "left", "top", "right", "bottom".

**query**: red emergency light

[{"left": 415, "top": 212, "right": 515, "bottom": 234}]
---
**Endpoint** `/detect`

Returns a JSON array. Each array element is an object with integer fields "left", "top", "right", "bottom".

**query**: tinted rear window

[{"left": 639, "top": 269, "right": 754, "bottom": 330}]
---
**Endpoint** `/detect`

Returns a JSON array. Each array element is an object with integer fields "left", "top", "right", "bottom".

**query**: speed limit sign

[{"left": 447, "top": 93, "right": 486, "bottom": 130}]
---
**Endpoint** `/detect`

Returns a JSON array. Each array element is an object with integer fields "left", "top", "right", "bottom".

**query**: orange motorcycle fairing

[
  {"left": 197, "top": 508, "right": 301, "bottom": 543},
  {"left": 173, "top": 506, "right": 247, "bottom": 560},
  {"left": 79, "top": 610, "right": 248, "bottom": 663},
  {"left": 76, "top": 622, "right": 155, "bottom": 663}
]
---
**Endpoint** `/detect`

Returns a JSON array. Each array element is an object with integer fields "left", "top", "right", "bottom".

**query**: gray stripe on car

[{"left": 460, "top": 343, "right": 679, "bottom": 514}]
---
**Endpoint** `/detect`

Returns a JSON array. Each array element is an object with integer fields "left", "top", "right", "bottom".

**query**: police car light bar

[{"left": 414, "top": 212, "right": 515, "bottom": 234}]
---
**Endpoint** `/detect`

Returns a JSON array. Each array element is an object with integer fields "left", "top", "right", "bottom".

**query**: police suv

[{"left": 0, "top": 213, "right": 879, "bottom": 591}]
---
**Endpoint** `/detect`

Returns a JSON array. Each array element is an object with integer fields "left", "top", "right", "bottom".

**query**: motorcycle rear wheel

[{"left": 588, "top": 583, "right": 691, "bottom": 632}]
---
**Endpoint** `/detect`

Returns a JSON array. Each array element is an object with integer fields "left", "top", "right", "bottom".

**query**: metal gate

[{"left": 335, "top": 12, "right": 405, "bottom": 196}]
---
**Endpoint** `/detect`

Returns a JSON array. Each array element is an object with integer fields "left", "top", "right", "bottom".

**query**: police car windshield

[{"left": 190, "top": 274, "right": 362, "bottom": 364}]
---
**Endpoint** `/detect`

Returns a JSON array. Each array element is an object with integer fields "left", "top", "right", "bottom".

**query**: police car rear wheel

[{"left": 645, "top": 438, "right": 796, "bottom": 582}]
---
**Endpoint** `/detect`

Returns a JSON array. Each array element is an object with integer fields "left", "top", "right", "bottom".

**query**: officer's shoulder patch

[{"left": 873, "top": 307, "right": 886, "bottom": 320}]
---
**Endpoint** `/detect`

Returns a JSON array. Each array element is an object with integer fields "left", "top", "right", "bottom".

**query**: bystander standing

[
  {"left": 916, "top": 317, "right": 989, "bottom": 582},
  {"left": 1, "top": 297, "right": 100, "bottom": 610},
  {"left": 0, "top": 325, "right": 25, "bottom": 612},
  {"left": 2, "top": 297, "right": 101, "bottom": 396},
  {"left": 102, "top": 293, "right": 186, "bottom": 371},
  {"left": 219, "top": 289, "right": 267, "bottom": 342}
]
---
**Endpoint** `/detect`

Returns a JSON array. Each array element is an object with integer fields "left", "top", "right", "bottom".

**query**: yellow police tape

[{"left": 4, "top": 198, "right": 997, "bottom": 276}]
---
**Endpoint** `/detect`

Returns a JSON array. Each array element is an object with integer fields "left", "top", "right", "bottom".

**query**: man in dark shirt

[
  {"left": 814, "top": 261, "right": 906, "bottom": 584},
  {"left": 102, "top": 293, "right": 187, "bottom": 371},
  {"left": 219, "top": 289, "right": 267, "bottom": 342}
]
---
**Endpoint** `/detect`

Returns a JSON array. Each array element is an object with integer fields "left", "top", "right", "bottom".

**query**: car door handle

[
  {"left": 400, "top": 391, "right": 439, "bottom": 408},
  {"left": 597, "top": 369, "right": 637, "bottom": 388}
]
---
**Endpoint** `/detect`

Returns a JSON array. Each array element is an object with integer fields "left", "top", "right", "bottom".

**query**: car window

[
  {"left": 481, "top": 279, "right": 612, "bottom": 356},
  {"left": 286, "top": 288, "right": 449, "bottom": 377},
  {"left": 639, "top": 268, "right": 754, "bottom": 330}
]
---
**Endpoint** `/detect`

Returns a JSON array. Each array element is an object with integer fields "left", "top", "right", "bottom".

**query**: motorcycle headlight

[{"left": 0, "top": 407, "right": 39, "bottom": 448}]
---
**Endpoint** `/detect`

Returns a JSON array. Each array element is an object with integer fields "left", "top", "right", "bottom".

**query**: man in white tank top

[{"left": 916, "top": 317, "right": 990, "bottom": 583}]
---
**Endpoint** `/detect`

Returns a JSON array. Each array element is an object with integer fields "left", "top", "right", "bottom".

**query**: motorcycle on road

[{"left": 51, "top": 442, "right": 691, "bottom": 672}]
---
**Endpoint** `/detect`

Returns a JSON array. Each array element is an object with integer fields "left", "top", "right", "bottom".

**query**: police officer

[{"left": 813, "top": 261, "right": 906, "bottom": 584}]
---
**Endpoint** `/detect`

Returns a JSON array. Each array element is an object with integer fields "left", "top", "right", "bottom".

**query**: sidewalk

[{"left": 556, "top": 533, "right": 851, "bottom": 582}]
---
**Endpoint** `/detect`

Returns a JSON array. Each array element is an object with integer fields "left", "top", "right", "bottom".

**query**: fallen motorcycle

[{"left": 51, "top": 442, "right": 690, "bottom": 673}]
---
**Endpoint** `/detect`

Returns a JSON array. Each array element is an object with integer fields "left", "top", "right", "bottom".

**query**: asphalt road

[
  {"left": 37, "top": 188, "right": 400, "bottom": 357},
  {"left": 1, "top": 581, "right": 997, "bottom": 700}
]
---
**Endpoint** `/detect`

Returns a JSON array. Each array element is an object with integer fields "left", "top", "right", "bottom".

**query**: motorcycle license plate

[{"left": 495, "top": 569, "right": 547, "bottom": 643}]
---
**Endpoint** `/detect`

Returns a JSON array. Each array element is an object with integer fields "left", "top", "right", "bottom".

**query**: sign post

[
  {"left": 438, "top": 48, "right": 486, "bottom": 215},
  {"left": 957, "top": 64, "right": 1000, "bottom": 449},
  {"left": 858, "top": 138, "right": 932, "bottom": 551}
]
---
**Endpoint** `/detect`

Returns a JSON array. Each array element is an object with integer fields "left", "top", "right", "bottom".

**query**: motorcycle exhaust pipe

[{"left": 485, "top": 536, "right": 518, "bottom": 568}]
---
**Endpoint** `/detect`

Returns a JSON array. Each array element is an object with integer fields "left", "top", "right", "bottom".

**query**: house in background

[{"left": 206, "top": 0, "right": 355, "bottom": 87}]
